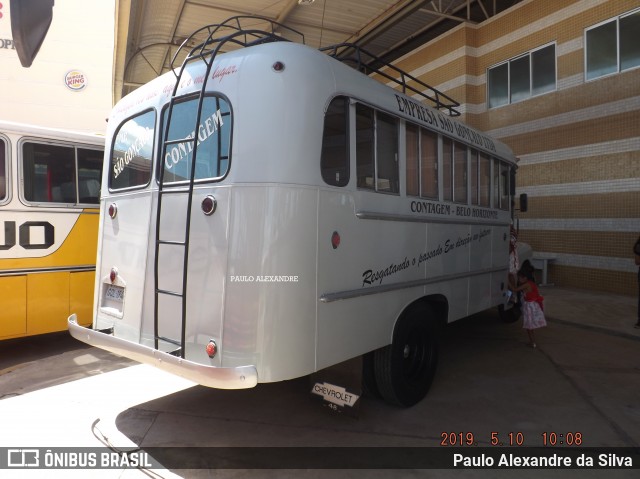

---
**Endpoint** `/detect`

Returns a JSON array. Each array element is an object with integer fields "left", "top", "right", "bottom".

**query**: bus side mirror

[
  {"left": 519, "top": 193, "right": 528, "bottom": 213},
  {"left": 10, "top": 0, "right": 55, "bottom": 67}
]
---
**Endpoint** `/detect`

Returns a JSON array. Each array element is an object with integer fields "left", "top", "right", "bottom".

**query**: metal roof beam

[
  {"left": 347, "top": 0, "right": 428, "bottom": 46},
  {"left": 419, "top": 7, "right": 476, "bottom": 23},
  {"left": 420, "top": 0, "right": 477, "bottom": 24},
  {"left": 276, "top": 0, "right": 302, "bottom": 24},
  {"left": 476, "top": 0, "right": 490, "bottom": 19}
]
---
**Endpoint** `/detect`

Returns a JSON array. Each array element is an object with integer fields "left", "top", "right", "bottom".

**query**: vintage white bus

[
  {"left": 0, "top": 121, "right": 103, "bottom": 339},
  {"left": 69, "top": 17, "right": 524, "bottom": 407}
]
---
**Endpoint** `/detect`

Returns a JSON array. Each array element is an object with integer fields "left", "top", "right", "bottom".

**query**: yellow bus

[{"left": 0, "top": 121, "right": 104, "bottom": 339}]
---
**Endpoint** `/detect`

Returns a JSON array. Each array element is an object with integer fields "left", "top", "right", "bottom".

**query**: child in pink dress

[{"left": 513, "top": 264, "right": 546, "bottom": 347}]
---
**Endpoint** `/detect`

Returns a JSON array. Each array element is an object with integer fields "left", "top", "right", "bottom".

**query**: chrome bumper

[{"left": 68, "top": 314, "right": 258, "bottom": 389}]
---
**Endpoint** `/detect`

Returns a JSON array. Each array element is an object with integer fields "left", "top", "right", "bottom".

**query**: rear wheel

[
  {"left": 373, "top": 304, "right": 439, "bottom": 407},
  {"left": 362, "top": 351, "right": 381, "bottom": 398}
]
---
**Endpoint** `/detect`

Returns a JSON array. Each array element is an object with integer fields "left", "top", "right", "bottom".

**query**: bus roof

[
  {"left": 0, "top": 120, "right": 105, "bottom": 144},
  {"left": 109, "top": 20, "right": 516, "bottom": 164}
]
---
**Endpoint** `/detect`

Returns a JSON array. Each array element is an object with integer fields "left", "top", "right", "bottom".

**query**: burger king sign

[{"left": 65, "top": 70, "right": 87, "bottom": 91}]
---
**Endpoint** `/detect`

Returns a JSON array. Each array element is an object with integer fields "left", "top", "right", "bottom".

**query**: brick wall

[{"left": 397, "top": 0, "right": 640, "bottom": 295}]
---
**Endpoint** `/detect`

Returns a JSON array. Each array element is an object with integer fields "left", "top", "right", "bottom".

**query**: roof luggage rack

[
  {"left": 171, "top": 16, "right": 459, "bottom": 116},
  {"left": 170, "top": 15, "right": 305, "bottom": 75},
  {"left": 321, "top": 43, "right": 460, "bottom": 117}
]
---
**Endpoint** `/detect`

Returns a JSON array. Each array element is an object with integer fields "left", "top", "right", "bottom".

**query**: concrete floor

[{"left": 0, "top": 287, "right": 638, "bottom": 478}]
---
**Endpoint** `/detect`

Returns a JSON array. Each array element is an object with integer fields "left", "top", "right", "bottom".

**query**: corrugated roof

[{"left": 115, "top": 0, "right": 523, "bottom": 101}]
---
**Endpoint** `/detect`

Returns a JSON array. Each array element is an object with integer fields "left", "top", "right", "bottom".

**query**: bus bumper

[{"left": 68, "top": 314, "right": 258, "bottom": 389}]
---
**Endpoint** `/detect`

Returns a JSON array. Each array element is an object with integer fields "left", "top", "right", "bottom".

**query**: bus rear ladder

[{"left": 153, "top": 16, "right": 304, "bottom": 357}]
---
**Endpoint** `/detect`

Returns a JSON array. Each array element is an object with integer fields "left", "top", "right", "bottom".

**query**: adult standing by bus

[{"left": 634, "top": 235, "right": 640, "bottom": 329}]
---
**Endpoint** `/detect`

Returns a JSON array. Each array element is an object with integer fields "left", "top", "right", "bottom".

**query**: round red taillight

[
  {"left": 201, "top": 195, "right": 217, "bottom": 216},
  {"left": 110, "top": 267, "right": 118, "bottom": 283},
  {"left": 108, "top": 203, "right": 117, "bottom": 219},
  {"left": 272, "top": 61, "right": 285, "bottom": 72},
  {"left": 331, "top": 231, "right": 340, "bottom": 249},
  {"left": 205, "top": 340, "right": 217, "bottom": 358}
]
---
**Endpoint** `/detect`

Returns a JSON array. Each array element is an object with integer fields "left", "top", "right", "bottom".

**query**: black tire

[
  {"left": 362, "top": 351, "right": 381, "bottom": 398},
  {"left": 498, "top": 302, "right": 521, "bottom": 323},
  {"left": 373, "top": 303, "right": 439, "bottom": 407}
]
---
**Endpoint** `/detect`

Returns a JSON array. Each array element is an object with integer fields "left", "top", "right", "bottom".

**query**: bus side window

[
  {"left": 406, "top": 124, "right": 419, "bottom": 196},
  {"left": 407, "top": 125, "right": 438, "bottom": 199},
  {"left": 442, "top": 137, "right": 453, "bottom": 201},
  {"left": 77, "top": 147, "right": 103, "bottom": 203},
  {"left": 321, "top": 96, "right": 349, "bottom": 187},
  {"left": 470, "top": 149, "right": 479, "bottom": 205},
  {"left": 500, "top": 160, "right": 510, "bottom": 210},
  {"left": 492, "top": 158, "right": 510, "bottom": 210},
  {"left": 23, "top": 142, "right": 76, "bottom": 203},
  {"left": 356, "top": 104, "right": 399, "bottom": 194},
  {"left": 0, "top": 139, "right": 6, "bottom": 201},
  {"left": 376, "top": 111, "right": 399, "bottom": 193},
  {"left": 356, "top": 103, "right": 375, "bottom": 190},
  {"left": 420, "top": 129, "right": 438, "bottom": 199},
  {"left": 453, "top": 142, "right": 467, "bottom": 204},
  {"left": 479, "top": 153, "right": 490, "bottom": 207}
]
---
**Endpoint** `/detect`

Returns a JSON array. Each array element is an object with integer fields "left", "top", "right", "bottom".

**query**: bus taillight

[
  {"left": 108, "top": 203, "right": 117, "bottom": 219},
  {"left": 201, "top": 195, "right": 217, "bottom": 215},
  {"left": 109, "top": 267, "right": 118, "bottom": 283},
  {"left": 206, "top": 340, "right": 217, "bottom": 358},
  {"left": 331, "top": 231, "right": 340, "bottom": 249}
]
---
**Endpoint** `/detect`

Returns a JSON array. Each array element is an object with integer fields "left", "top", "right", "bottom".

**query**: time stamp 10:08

[{"left": 441, "top": 432, "right": 583, "bottom": 447}]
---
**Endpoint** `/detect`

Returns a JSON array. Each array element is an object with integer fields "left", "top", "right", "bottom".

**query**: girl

[{"left": 513, "top": 263, "right": 546, "bottom": 347}]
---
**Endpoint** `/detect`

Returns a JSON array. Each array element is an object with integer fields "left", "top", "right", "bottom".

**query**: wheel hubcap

[{"left": 402, "top": 330, "right": 429, "bottom": 382}]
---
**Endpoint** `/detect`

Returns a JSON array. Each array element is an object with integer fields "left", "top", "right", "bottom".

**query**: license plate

[{"left": 105, "top": 284, "right": 125, "bottom": 302}]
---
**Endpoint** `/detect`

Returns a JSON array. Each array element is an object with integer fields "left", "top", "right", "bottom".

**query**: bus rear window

[
  {"left": 110, "top": 110, "right": 155, "bottom": 190},
  {"left": 160, "top": 95, "right": 232, "bottom": 184}
]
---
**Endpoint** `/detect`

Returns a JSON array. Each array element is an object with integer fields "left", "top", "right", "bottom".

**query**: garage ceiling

[{"left": 114, "top": 0, "right": 522, "bottom": 102}]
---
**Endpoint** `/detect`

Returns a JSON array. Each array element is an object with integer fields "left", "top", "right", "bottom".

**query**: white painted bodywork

[{"left": 70, "top": 41, "right": 517, "bottom": 387}]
